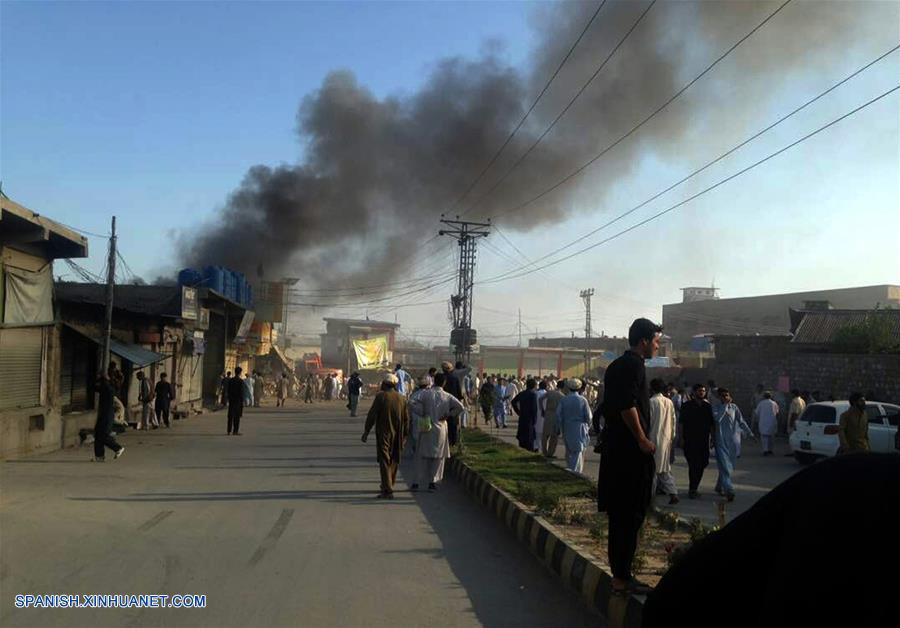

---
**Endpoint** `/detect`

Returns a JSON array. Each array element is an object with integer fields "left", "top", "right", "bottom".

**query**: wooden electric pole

[{"left": 102, "top": 216, "right": 117, "bottom": 373}]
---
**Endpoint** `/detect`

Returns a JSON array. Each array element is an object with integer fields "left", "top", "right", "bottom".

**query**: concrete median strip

[{"left": 448, "top": 457, "right": 645, "bottom": 628}]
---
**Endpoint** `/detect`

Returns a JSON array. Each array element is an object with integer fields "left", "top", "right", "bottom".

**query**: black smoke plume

[{"left": 179, "top": 0, "right": 879, "bottom": 292}]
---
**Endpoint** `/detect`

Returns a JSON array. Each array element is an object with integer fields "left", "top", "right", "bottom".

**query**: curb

[{"left": 448, "top": 457, "right": 645, "bottom": 628}]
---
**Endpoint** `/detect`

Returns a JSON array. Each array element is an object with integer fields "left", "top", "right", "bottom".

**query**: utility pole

[
  {"left": 102, "top": 216, "right": 117, "bottom": 373},
  {"left": 280, "top": 277, "right": 300, "bottom": 346},
  {"left": 580, "top": 288, "right": 594, "bottom": 377},
  {"left": 439, "top": 215, "right": 490, "bottom": 364},
  {"left": 517, "top": 309, "right": 522, "bottom": 348}
]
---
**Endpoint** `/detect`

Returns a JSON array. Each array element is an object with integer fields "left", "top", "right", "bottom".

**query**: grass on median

[
  {"left": 458, "top": 427, "right": 594, "bottom": 508},
  {"left": 457, "top": 427, "right": 692, "bottom": 587}
]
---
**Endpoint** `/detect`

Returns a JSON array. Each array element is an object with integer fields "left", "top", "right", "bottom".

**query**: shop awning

[
  {"left": 108, "top": 338, "right": 167, "bottom": 367},
  {"left": 63, "top": 324, "right": 167, "bottom": 367}
]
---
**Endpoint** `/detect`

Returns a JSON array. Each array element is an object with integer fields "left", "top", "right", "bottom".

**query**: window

[
  {"left": 801, "top": 405, "right": 836, "bottom": 424},
  {"left": 881, "top": 405, "right": 900, "bottom": 427},
  {"left": 865, "top": 405, "right": 884, "bottom": 426}
]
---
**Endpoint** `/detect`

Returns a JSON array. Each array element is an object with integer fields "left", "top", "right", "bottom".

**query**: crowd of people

[{"left": 92, "top": 362, "right": 181, "bottom": 461}]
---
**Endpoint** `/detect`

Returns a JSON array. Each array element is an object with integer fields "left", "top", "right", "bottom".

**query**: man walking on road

[
  {"left": 558, "top": 378, "right": 593, "bottom": 474},
  {"left": 154, "top": 372, "right": 175, "bottom": 428},
  {"left": 788, "top": 389, "right": 806, "bottom": 433},
  {"left": 755, "top": 391, "right": 780, "bottom": 455},
  {"left": 347, "top": 372, "right": 363, "bottom": 417},
  {"left": 243, "top": 371, "right": 255, "bottom": 407},
  {"left": 253, "top": 371, "right": 264, "bottom": 407},
  {"left": 394, "top": 364, "right": 410, "bottom": 396},
  {"left": 493, "top": 377, "right": 510, "bottom": 428},
  {"left": 541, "top": 379, "right": 565, "bottom": 458},
  {"left": 441, "top": 361, "right": 468, "bottom": 447},
  {"left": 649, "top": 378, "right": 678, "bottom": 505},
  {"left": 361, "top": 374, "right": 410, "bottom": 499},
  {"left": 713, "top": 388, "right": 754, "bottom": 501},
  {"left": 838, "top": 392, "right": 869, "bottom": 454},
  {"left": 479, "top": 376, "right": 496, "bottom": 429},
  {"left": 597, "top": 318, "right": 660, "bottom": 596},
  {"left": 227, "top": 367, "right": 245, "bottom": 435},
  {"left": 277, "top": 373, "right": 289, "bottom": 407},
  {"left": 512, "top": 378, "right": 539, "bottom": 452},
  {"left": 680, "top": 384, "right": 715, "bottom": 498},
  {"left": 136, "top": 371, "right": 155, "bottom": 430},
  {"left": 93, "top": 371, "right": 124, "bottom": 461},
  {"left": 409, "top": 372, "right": 463, "bottom": 492}
]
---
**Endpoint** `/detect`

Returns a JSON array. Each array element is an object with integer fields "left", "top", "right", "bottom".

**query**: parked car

[{"left": 789, "top": 401, "right": 900, "bottom": 464}]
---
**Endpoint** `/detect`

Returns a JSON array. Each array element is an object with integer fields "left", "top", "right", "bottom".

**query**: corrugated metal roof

[
  {"left": 792, "top": 309, "right": 900, "bottom": 344},
  {"left": 62, "top": 323, "right": 167, "bottom": 366},
  {"left": 109, "top": 338, "right": 167, "bottom": 367}
]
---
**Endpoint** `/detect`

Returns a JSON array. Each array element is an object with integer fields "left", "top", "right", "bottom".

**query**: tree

[{"left": 832, "top": 309, "right": 900, "bottom": 354}]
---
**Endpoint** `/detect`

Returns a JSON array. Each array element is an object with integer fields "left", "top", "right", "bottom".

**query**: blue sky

[{"left": 3, "top": 1, "right": 899, "bottom": 344}]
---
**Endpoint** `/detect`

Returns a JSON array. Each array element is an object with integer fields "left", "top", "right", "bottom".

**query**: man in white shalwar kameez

[
  {"left": 408, "top": 372, "right": 464, "bottom": 492},
  {"left": 648, "top": 379, "right": 678, "bottom": 505},
  {"left": 756, "top": 392, "right": 780, "bottom": 456},
  {"left": 406, "top": 376, "right": 431, "bottom": 458}
]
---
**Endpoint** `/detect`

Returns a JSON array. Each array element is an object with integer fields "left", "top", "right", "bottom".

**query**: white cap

[
  {"left": 383, "top": 373, "right": 399, "bottom": 385},
  {"left": 566, "top": 378, "right": 582, "bottom": 391}
]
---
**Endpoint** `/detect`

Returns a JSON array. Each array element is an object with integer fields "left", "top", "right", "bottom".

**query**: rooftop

[
  {"left": 1, "top": 196, "right": 89, "bottom": 259},
  {"left": 666, "top": 284, "right": 900, "bottom": 307},
  {"left": 56, "top": 282, "right": 182, "bottom": 318},
  {"left": 791, "top": 308, "right": 900, "bottom": 345}
]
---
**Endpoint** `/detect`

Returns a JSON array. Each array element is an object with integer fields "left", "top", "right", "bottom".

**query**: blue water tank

[
  {"left": 223, "top": 271, "right": 234, "bottom": 301},
  {"left": 203, "top": 266, "right": 225, "bottom": 294},
  {"left": 178, "top": 268, "right": 202, "bottom": 287},
  {"left": 234, "top": 271, "right": 245, "bottom": 305}
]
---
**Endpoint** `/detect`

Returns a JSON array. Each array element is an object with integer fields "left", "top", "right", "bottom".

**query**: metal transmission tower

[
  {"left": 439, "top": 216, "right": 491, "bottom": 363},
  {"left": 580, "top": 288, "right": 594, "bottom": 377}
]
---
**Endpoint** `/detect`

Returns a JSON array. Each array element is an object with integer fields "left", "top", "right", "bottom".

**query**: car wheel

[{"left": 794, "top": 452, "right": 817, "bottom": 465}]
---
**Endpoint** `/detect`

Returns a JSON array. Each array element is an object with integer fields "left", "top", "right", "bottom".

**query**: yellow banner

[{"left": 352, "top": 336, "right": 390, "bottom": 369}]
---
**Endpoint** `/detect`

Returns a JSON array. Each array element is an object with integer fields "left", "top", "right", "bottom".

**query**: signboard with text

[{"left": 181, "top": 286, "right": 198, "bottom": 320}]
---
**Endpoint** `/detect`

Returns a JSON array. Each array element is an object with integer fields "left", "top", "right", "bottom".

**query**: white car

[{"left": 789, "top": 401, "right": 900, "bottom": 464}]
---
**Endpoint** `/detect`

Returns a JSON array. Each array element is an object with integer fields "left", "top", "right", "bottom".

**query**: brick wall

[{"left": 649, "top": 343, "right": 900, "bottom": 417}]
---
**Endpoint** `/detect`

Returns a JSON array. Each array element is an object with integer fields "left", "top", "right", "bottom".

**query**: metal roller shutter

[
  {"left": 0, "top": 327, "right": 44, "bottom": 410},
  {"left": 60, "top": 333, "right": 73, "bottom": 407}
]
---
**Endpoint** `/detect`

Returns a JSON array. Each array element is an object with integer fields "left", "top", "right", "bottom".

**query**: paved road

[
  {"left": 1, "top": 401, "right": 599, "bottom": 628},
  {"left": 471, "top": 410, "right": 802, "bottom": 525}
]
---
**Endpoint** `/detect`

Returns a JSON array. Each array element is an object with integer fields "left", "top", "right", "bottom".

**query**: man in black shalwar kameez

[
  {"left": 511, "top": 378, "right": 539, "bottom": 452},
  {"left": 679, "top": 384, "right": 715, "bottom": 498},
  {"left": 597, "top": 318, "right": 661, "bottom": 595}
]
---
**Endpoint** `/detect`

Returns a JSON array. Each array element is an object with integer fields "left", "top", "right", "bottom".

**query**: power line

[
  {"left": 461, "top": 0, "right": 657, "bottom": 217},
  {"left": 284, "top": 271, "right": 457, "bottom": 299},
  {"left": 484, "top": 0, "right": 793, "bottom": 223},
  {"left": 444, "top": 0, "right": 608, "bottom": 215},
  {"left": 57, "top": 221, "right": 109, "bottom": 239},
  {"left": 116, "top": 250, "right": 142, "bottom": 284},
  {"left": 481, "top": 42, "right": 900, "bottom": 284},
  {"left": 276, "top": 275, "right": 456, "bottom": 308},
  {"left": 63, "top": 259, "right": 103, "bottom": 283},
  {"left": 479, "top": 83, "right": 900, "bottom": 284},
  {"left": 284, "top": 239, "right": 452, "bottom": 297}
]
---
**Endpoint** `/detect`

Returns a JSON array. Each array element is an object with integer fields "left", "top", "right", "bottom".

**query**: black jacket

[{"left": 227, "top": 377, "right": 245, "bottom": 406}]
